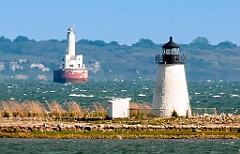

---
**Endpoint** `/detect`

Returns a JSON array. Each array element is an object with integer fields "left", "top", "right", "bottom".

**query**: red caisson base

[{"left": 53, "top": 69, "right": 88, "bottom": 83}]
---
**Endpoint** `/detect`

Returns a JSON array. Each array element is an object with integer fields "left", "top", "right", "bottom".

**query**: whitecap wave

[
  {"left": 79, "top": 90, "right": 87, "bottom": 92},
  {"left": 230, "top": 94, "right": 239, "bottom": 97},
  {"left": 142, "top": 86, "right": 149, "bottom": 90},
  {"left": 69, "top": 94, "right": 94, "bottom": 98},
  {"left": 212, "top": 95, "right": 221, "bottom": 98}
]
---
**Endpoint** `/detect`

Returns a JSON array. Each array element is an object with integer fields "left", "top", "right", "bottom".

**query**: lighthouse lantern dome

[
  {"left": 162, "top": 36, "right": 179, "bottom": 49},
  {"left": 161, "top": 36, "right": 182, "bottom": 64}
]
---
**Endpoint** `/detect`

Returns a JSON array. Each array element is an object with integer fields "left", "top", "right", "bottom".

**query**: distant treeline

[
  {"left": 0, "top": 35, "right": 238, "bottom": 48},
  {"left": 0, "top": 35, "right": 239, "bottom": 81}
]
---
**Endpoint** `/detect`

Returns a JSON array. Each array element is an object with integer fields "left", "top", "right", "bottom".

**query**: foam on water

[
  {"left": 79, "top": 90, "right": 87, "bottom": 92},
  {"left": 230, "top": 94, "right": 239, "bottom": 97},
  {"left": 212, "top": 95, "right": 222, "bottom": 98},
  {"left": 69, "top": 94, "right": 94, "bottom": 98}
]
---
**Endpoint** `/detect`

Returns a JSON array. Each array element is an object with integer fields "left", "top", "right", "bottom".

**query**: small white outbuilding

[{"left": 107, "top": 98, "right": 131, "bottom": 119}]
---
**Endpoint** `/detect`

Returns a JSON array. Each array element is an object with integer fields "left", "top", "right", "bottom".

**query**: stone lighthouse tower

[{"left": 152, "top": 37, "right": 191, "bottom": 117}]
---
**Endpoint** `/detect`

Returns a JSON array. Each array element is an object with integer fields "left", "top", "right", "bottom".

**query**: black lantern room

[{"left": 156, "top": 37, "right": 185, "bottom": 64}]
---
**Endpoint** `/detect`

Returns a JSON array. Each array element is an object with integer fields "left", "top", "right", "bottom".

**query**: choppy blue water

[
  {"left": 0, "top": 138, "right": 239, "bottom": 154},
  {"left": 0, "top": 79, "right": 239, "bottom": 114}
]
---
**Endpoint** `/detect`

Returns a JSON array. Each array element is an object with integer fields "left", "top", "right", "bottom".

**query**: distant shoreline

[{"left": 0, "top": 116, "right": 239, "bottom": 139}]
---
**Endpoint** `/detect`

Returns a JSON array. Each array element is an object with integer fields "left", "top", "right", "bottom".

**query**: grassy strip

[{"left": 0, "top": 130, "right": 239, "bottom": 139}]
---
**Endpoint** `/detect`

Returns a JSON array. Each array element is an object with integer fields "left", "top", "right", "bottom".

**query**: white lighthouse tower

[
  {"left": 152, "top": 37, "right": 191, "bottom": 117},
  {"left": 60, "top": 27, "right": 84, "bottom": 70}
]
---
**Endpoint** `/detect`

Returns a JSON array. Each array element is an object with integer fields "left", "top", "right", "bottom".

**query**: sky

[{"left": 0, "top": 0, "right": 240, "bottom": 45}]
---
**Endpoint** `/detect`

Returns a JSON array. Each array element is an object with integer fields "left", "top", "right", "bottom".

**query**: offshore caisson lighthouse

[
  {"left": 53, "top": 27, "right": 88, "bottom": 83},
  {"left": 152, "top": 37, "right": 191, "bottom": 117}
]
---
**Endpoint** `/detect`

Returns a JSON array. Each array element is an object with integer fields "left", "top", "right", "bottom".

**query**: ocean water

[
  {"left": 0, "top": 138, "right": 239, "bottom": 154},
  {"left": 0, "top": 79, "right": 239, "bottom": 114}
]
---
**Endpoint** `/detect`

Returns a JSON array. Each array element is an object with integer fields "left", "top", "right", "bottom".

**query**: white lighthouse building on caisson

[
  {"left": 53, "top": 27, "right": 88, "bottom": 83},
  {"left": 152, "top": 37, "right": 191, "bottom": 117}
]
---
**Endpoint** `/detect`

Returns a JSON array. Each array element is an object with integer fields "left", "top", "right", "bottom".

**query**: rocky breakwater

[{"left": 0, "top": 116, "right": 240, "bottom": 139}]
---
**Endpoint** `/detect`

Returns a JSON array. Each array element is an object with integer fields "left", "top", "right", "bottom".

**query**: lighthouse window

[
  {"left": 171, "top": 48, "right": 179, "bottom": 55},
  {"left": 166, "top": 49, "right": 171, "bottom": 54}
]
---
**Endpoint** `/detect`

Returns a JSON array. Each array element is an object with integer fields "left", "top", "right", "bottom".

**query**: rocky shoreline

[{"left": 0, "top": 116, "right": 240, "bottom": 139}]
